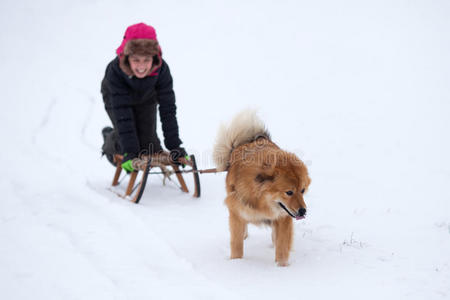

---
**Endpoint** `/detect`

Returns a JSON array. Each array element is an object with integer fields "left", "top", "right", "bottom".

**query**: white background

[{"left": 0, "top": 0, "right": 449, "bottom": 299}]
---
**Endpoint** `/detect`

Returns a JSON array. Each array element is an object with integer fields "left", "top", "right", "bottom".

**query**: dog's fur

[{"left": 213, "top": 110, "right": 311, "bottom": 266}]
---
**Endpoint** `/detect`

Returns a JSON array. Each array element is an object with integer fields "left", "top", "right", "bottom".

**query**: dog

[{"left": 213, "top": 110, "right": 311, "bottom": 266}]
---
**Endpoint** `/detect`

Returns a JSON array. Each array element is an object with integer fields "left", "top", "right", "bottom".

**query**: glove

[
  {"left": 121, "top": 153, "right": 137, "bottom": 172},
  {"left": 169, "top": 147, "right": 188, "bottom": 165}
]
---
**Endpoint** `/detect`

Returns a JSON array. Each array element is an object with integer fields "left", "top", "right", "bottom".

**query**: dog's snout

[{"left": 298, "top": 208, "right": 307, "bottom": 217}]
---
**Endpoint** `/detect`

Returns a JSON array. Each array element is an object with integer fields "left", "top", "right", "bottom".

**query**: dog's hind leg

[
  {"left": 229, "top": 210, "right": 247, "bottom": 259},
  {"left": 273, "top": 217, "right": 293, "bottom": 266}
]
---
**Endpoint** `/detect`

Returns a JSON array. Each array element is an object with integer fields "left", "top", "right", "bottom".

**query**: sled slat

[
  {"left": 126, "top": 171, "right": 138, "bottom": 196},
  {"left": 131, "top": 159, "right": 151, "bottom": 204},
  {"left": 173, "top": 164, "right": 189, "bottom": 193},
  {"left": 191, "top": 155, "right": 201, "bottom": 198},
  {"left": 112, "top": 155, "right": 123, "bottom": 186}
]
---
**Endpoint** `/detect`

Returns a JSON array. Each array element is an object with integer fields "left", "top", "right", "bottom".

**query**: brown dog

[{"left": 213, "top": 110, "right": 311, "bottom": 266}]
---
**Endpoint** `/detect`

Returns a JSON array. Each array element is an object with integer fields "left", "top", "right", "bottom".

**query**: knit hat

[{"left": 116, "top": 23, "right": 162, "bottom": 77}]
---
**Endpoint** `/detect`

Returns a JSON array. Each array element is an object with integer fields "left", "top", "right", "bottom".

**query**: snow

[{"left": 1, "top": 0, "right": 450, "bottom": 299}]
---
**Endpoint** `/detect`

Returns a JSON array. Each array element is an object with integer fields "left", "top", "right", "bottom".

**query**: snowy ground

[{"left": 1, "top": 0, "right": 449, "bottom": 299}]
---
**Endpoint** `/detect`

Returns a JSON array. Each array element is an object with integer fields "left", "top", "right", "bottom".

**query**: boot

[{"left": 101, "top": 126, "right": 116, "bottom": 167}]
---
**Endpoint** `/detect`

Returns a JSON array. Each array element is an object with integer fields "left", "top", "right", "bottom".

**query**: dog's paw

[{"left": 276, "top": 260, "right": 290, "bottom": 267}]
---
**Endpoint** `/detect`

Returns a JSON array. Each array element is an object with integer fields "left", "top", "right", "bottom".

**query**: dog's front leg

[
  {"left": 229, "top": 210, "right": 246, "bottom": 259},
  {"left": 273, "top": 217, "right": 293, "bottom": 266}
]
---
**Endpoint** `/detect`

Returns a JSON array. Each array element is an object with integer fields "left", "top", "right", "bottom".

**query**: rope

[{"left": 146, "top": 168, "right": 222, "bottom": 175}]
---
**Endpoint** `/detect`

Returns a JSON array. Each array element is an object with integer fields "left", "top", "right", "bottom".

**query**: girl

[{"left": 101, "top": 23, "right": 186, "bottom": 171}]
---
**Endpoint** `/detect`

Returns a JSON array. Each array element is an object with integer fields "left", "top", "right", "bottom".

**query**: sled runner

[{"left": 110, "top": 151, "right": 205, "bottom": 204}]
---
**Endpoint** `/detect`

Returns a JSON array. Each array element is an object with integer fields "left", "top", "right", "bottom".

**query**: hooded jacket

[{"left": 101, "top": 23, "right": 182, "bottom": 156}]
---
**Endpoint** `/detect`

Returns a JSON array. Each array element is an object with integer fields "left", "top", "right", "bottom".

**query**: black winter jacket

[{"left": 101, "top": 57, "right": 182, "bottom": 156}]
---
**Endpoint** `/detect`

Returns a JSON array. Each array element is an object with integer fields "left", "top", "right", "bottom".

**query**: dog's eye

[
  {"left": 286, "top": 191, "right": 294, "bottom": 196},
  {"left": 301, "top": 188, "right": 305, "bottom": 194}
]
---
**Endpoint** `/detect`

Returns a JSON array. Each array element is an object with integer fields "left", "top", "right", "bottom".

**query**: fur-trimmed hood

[{"left": 116, "top": 23, "right": 163, "bottom": 77}]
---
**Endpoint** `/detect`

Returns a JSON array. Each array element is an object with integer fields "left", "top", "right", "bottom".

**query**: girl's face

[{"left": 128, "top": 54, "right": 153, "bottom": 78}]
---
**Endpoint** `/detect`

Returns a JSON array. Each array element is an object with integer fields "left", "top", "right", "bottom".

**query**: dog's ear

[
  {"left": 255, "top": 173, "right": 275, "bottom": 183},
  {"left": 305, "top": 174, "right": 312, "bottom": 191},
  {"left": 256, "top": 150, "right": 278, "bottom": 183},
  {"left": 293, "top": 160, "right": 311, "bottom": 192},
  {"left": 261, "top": 151, "right": 277, "bottom": 170}
]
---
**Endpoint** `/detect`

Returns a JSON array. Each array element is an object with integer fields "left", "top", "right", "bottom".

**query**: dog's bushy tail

[{"left": 213, "top": 109, "right": 270, "bottom": 171}]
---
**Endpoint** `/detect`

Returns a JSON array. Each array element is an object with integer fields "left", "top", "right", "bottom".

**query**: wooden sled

[{"left": 111, "top": 152, "right": 201, "bottom": 204}]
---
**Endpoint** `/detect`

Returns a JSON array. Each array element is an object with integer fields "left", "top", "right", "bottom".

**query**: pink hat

[{"left": 116, "top": 23, "right": 158, "bottom": 57}]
